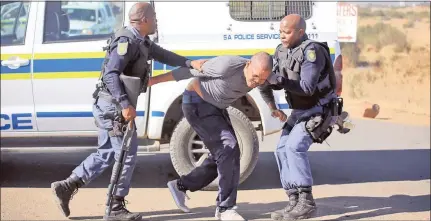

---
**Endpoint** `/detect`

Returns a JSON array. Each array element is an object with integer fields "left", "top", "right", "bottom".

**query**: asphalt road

[{"left": 1, "top": 118, "right": 430, "bottom": 220}]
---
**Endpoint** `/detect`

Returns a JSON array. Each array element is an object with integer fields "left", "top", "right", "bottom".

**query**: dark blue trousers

[{"left": 179, "top": 90, "right": 240, "bottom": 208}]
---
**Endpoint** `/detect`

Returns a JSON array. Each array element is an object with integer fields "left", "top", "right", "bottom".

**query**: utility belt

[
  {"left": 297, "top": 97, "right": 344, "bottom": 144},
  {"left": 285, "top": 86, "right": 333, "bottom": 110},
  {"left": 92, "top": 82, "right": 128, "bottom": 137}
]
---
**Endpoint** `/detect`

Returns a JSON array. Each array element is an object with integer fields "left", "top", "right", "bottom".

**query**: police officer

[
  {"left": 258, "top": 14, "right": 338, "bottom": 220},
  {"left": 50, "top": 3, "right": 205, "bottom": 221},
  {"left": 147, "top": 52, "right": 274, "bottom": 220}
]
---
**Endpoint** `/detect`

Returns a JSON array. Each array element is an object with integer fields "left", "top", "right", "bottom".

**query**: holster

[
  {"left": 304, "top": 112, "right": 333, "bottom": 143},
  {"left": 303, "top": 98, "right": 343, "bottom": 143},
  {"left": 93, "top": 89, "right": 127, "bottom": 137},
  {"left": 109, "top": 121, "right": 127, "bottom": 137}
]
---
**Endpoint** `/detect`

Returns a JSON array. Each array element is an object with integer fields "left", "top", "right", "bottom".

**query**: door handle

[{"left": 1, "top": 56, "right": 29, "bottom": 69}]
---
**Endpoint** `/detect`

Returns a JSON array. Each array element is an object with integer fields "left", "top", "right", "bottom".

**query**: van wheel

[{"left": 169, "top": 106, "right": 259, "bottom": 191}]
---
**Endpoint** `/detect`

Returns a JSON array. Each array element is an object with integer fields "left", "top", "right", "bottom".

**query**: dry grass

[{"left": 342, "top": 5, "right": 430, "bottom": 120}]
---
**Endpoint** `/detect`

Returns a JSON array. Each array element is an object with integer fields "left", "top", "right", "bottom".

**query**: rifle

[{"left": 104, "top": 74, "right": 145, "bottom": 217}]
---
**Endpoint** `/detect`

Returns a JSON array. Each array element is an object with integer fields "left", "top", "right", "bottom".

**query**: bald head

[
  {"left": 244, "top": 52, "right": 273, "bottom": 88},
  {"left": 128, "top": 2, "right": 157, "bottom": 36},
  {"left": 279, "top": 14, "right": 306, "bottom": 48},
  {"left": 281, "top": 14, "right": 306, "bottom": 31},
  {"left": 250, "top": 51, "right": 273, "bottom": 73},
  {"left": 129, "top": 2, "right": 153, "bottom": 22}
]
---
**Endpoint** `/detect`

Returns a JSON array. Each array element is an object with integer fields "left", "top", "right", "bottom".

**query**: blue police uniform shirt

[
  {"left": 259, "top": 37, "right": 327, "bottom": 105},
  {"left": 103, "top": 26, "right": 192, "bottom": 109}
]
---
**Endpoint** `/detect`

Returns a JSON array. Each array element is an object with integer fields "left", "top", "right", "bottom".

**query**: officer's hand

[
  {"left": 271, "top": 109, "right": 287, "bottom": 122},
  {"left": 122, "top": 106, "right": 136, "bottom": 122},
  {"left": 191, "top": 59, "right": 208, "bottom": 71}
]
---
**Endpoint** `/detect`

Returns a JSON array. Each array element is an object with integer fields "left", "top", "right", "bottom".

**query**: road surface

[{"left": 1, "top": 119, "right": 430, "bottom": 220}]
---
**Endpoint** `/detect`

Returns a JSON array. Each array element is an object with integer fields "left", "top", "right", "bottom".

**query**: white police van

[
  {"left": 61, "top": 2, "right": 116, "bottom": 37},
  {"left": 0, "top": 1, "right": 343, "bottom": 189}
]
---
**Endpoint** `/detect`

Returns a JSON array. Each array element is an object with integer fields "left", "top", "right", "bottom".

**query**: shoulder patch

[
  {"left": 306, "top": 49, "right": 316, "bottom": 62},
  {"left": 117, "top": 41, "right": 128, "bottom": 56}
]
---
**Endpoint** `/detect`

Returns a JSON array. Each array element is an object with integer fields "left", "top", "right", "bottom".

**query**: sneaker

[
  {"left": 167, "top": 180, "right": 191, "bottom": 213},
  {"left": 215, "top": 207, "right": 246, "bottom": 221}
]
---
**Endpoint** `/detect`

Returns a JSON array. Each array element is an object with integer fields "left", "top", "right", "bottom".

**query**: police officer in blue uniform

[
  {"left": 258, "top": 14, "right": 339, "bottom": 220},
  {"left": 50, "top": 3, "right": 205, "bottom": 221}
]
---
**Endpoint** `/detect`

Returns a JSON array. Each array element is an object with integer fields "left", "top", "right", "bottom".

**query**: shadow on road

[
  {"left": 67, "top": 194, "right": 430, "bottom": 221},
  {"left": 1, "top": 148, "right": 429, "bottom": 189},
  {"left": 240, "top": 149, "right": 431, "bottom": 190}
]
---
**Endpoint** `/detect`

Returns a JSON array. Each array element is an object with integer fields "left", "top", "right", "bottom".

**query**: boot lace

[
  {"left": 118, "top": 199, "right": 131, "bottom": 213},
  {"left": 291, "top": 194, "right": 307, "bottom": 213},
  {"left": 70, "top": 188, "right": 79, "bottom": 200},
  {"left": 284, "top": 195, "right": 298, "bottom": 212}
]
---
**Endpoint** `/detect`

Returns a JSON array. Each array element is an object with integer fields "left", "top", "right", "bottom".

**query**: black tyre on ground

[{"left": 169, "top": 106, "right": 259, "bottom": 191}]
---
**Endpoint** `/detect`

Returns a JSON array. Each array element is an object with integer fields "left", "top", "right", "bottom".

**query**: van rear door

[
  {"left": 31, "top": 1, "right": 128, "bottom": 134},
  {"left": 1, "top": 1, "right": 38, "bottom": 135}
]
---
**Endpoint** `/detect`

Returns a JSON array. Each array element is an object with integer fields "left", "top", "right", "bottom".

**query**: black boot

[
  {"left": 51, "top": 173, "right": 84, "bottom": 217},
  {"left": 103, "top": 196, "right": 142, "bottom": 221},
  {"left": 283, "top": 187, "right": 317, "bottom": 220},
  {"left": 271, "top": 189, "right": 299, "bottom": 220}
]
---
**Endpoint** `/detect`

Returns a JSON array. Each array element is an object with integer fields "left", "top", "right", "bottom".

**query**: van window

[
  {"left": 42, "top": 1, "right": 125, "bottom": 43},
  {"left": 67, "top": 8, "right": 96, "bottom": 22},
  {"left": 0, "top": 1, "right": 30, "bottom": 46},
  {"left": 98, "top": 9, "right": 104, "bottom": 19},
  {"left": 104, "top": 4, "right": 112, "bottom": 17},
  {"left": 229, "top": 1, "right": 313, "bottom": 21}
]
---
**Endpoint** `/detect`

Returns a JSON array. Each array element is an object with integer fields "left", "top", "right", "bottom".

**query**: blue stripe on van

[
  {"left": 151, "top": 111, "right": 165, "bottom": 117},
  {"left": 33, "top": 58, "right": 104, "bottom": 73},
  {"left": 1, "top": 54, "right": 335, "bottom": 74},
  {"left": 35, "top": 111, "right": 156, "bottom": 118},
  {"left": 0, "top": 64, "right": 31, "bottom": 74}
]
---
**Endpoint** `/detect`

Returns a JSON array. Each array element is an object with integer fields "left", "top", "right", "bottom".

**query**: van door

[
  {"left": 0, "top": 1, "right": 38, "bottom": 134},
  {"left": 31, "top": 1, "right": 127, "bottom": 133}
]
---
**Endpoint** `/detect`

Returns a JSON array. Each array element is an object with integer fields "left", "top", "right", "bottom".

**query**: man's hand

[
  {"left": 271, "top": 109, "right": 287, "bottom": 122},
  {"left": 122, "top": 105, "right": 136, "bottom": 122},
  {"left": 190, "top": 59, "right": 208, "bottom": 71}
]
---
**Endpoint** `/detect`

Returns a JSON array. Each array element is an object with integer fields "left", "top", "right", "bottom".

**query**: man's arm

[
  {"left": 258, "top": 81, "right": 279, "bottom": 111},
  {"left": 276, "top": 43, "right": 326, "bottom": 96},
  {"left": 149, "top": 67, "right": 216, "bottom": 86},
  {"left": 149, "top": 56, "right": 237, "bottom": 86},
  {"left": 102, "top": 37, "right": 137, "bottom": 109},
  {"left": 258, "top": 80, "right": 287, "bottom": 121},
  {"left": 258, "top": 51, "right": 283, "bottom": 111}
]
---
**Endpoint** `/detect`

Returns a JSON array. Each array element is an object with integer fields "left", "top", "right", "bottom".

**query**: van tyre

[{"left": 169, "top": 106, "right": 259, "bottom": 191}]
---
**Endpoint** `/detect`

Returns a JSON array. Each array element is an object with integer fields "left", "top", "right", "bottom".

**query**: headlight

[{"left": 81, "top": 29, "right": 93, "bottom": 35}]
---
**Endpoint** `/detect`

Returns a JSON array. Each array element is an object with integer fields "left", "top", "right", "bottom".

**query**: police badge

[
  {"left": 306, "top": 49, "right": 316, "bottom": 62},
  {"left": 117, "top": 42, "right": 128, "bottom": 56}
]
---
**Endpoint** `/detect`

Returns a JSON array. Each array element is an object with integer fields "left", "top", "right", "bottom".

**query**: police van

[{"left": 0, "top": 1, "right": 343, "bottom": 189}]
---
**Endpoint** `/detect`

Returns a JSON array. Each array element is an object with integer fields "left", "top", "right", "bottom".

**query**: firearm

[{"left": 104, "top": 74, "right": 143, "bottom": 217}]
